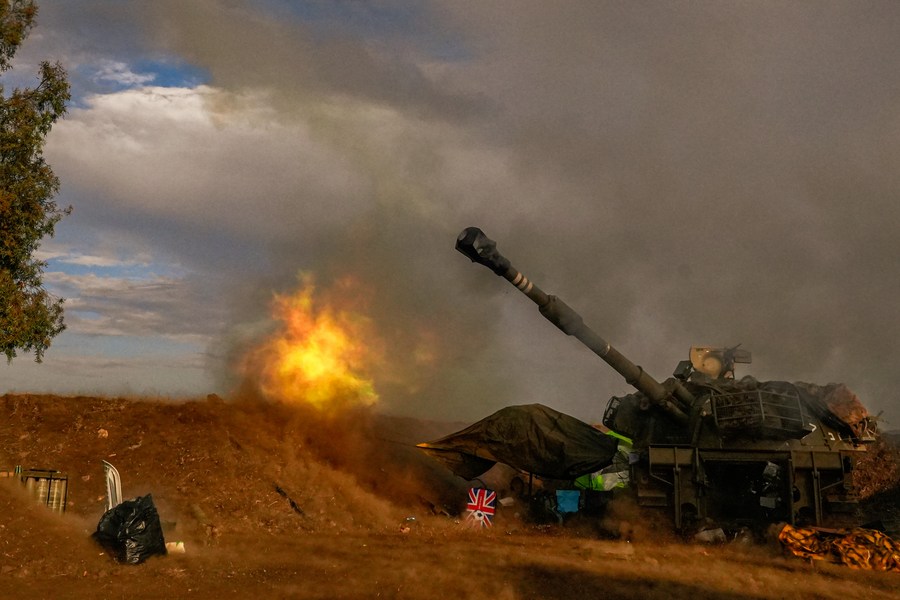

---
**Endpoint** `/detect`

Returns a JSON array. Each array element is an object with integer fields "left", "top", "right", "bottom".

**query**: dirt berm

[{"left": 1, "top": 393, "right": 897, "bottom": 599}]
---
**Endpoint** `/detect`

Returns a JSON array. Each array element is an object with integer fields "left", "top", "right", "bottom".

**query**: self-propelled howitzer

[
  {"left": 456, "top": 227, "right": 877, "bottom": 530},
  {"left": 456, "top": 227, "right": 693, "bottom": 424}
]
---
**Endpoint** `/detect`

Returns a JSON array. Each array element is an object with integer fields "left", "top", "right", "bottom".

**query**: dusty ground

[{"left": 1, "top": 393, "right": 898, "bottom": 599}]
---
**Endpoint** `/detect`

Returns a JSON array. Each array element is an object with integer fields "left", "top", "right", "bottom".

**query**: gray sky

[{"left": 4, "top": 1, "right": 899, "bottom": 429}]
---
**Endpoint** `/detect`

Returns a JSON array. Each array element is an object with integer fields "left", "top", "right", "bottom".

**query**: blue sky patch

[
  {"left": 72, "top": 57, "right": 210, "bottom": 100},
  {"left": 132, "top": 58, "right": 210, "bottom": 88}
]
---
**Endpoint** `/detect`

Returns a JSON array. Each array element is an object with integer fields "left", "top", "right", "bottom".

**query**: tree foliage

[{"left": 0, "top": 0, "right": 70, "bottom": 361}]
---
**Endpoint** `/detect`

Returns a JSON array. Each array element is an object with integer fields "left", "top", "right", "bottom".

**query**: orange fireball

[{"left": 251, "top": 275, "right": 379, "bottom": 410}]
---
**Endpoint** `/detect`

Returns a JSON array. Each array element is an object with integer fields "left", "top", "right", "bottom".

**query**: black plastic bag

[{"left": 93, "top": 493, "right": 167, "bottom": 564}]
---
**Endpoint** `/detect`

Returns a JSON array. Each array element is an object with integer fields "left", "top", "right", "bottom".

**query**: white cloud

[
  {"left": 36, "top": 237, "right": 162, "bottom": 271},
  {"left": 92, "top": 59, "right": 156, "bottom": 87},
  {"left": 46, "top": 85, "right": 374, "bottom": 241},
  {"left": 60, "top": 254, "right": 148, "bottom": 268},
  {"left": 44, "top": 270, "right": 221, "bottom": 342},
  {"left": 36, "top": 249, "right": 150, "bottom": 269}
]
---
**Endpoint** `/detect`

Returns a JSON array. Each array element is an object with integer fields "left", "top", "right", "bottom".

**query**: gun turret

[{"left": 456, "top": 227, "right": 694, "bottom": 423}]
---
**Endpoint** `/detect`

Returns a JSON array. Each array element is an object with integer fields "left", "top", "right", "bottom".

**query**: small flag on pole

[{"left": 464, "top": 487, "right": 496, "bottom": 528}]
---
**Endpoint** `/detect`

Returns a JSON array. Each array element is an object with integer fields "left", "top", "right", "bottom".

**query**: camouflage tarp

[{"left": 417, "top": 404, "right": 619, "bottom": 480}]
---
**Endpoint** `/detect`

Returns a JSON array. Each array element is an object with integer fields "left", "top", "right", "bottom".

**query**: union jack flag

[{"left": 464, "top": 487, "right": 496, "bottom": 528}]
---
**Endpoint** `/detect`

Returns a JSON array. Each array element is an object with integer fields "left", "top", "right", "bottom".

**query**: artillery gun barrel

[{"left": 456, "top": 227, "right": 693, "bottom": 422}]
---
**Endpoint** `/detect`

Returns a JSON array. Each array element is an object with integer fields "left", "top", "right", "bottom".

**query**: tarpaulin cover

[{"left": 417, "top": 404, "right": 619, "bottom": 480}]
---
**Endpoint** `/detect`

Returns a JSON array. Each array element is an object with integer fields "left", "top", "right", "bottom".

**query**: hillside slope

[{"left": 1, "top": 393, "right": 897, "bottom": 599}]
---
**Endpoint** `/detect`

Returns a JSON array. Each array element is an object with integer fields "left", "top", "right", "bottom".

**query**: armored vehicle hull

[{"left": 451, "top": 227, "right": 876, "bottom": 531}]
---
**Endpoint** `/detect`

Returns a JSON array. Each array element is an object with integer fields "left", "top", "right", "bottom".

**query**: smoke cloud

[{"left": 14, "top": 1, "right": 900, "bottom": 427}]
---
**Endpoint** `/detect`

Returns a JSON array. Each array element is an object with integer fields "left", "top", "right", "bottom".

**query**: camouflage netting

[
  {"left": 792, "top": 381, "right": 877, "bottom": 441},
  {"left": 854, "top": 436, "right": 900, "bottom": 500},
  {"left": 689, "top": 375, "right": 876, "bottom": 442}
]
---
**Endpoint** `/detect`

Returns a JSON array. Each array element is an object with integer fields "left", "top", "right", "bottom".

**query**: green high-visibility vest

[{"left": 574, "top": 430, "right": 632, "bottom": 491}]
